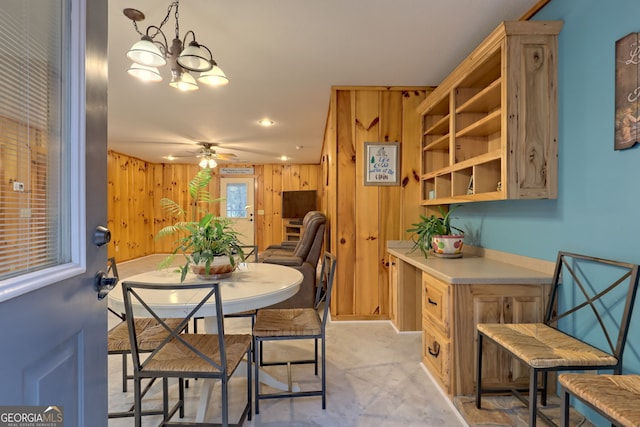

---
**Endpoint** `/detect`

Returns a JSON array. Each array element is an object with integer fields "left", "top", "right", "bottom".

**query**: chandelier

[{"left": 123, "top": 0, "right": 229, "bottom": 91}]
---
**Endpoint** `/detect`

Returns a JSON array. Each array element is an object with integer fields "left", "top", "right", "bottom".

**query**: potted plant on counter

[
  {"left": 156, "top": 168, "right": 245, "bottom": 281},
  {"left": 407, "top": 205, "right": 464, "bottom": 258}
]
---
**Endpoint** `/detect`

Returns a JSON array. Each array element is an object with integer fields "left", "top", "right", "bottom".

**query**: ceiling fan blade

[
  {"left": 216, "top": 145, "right": 278, "bottom": 157},
  {"left": 212, "top": 152, "right": 237, "bottom": 160}
]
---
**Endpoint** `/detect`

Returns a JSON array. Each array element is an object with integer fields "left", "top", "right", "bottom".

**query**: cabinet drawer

[
  {"left": 422, "top": 327, "right": 451, "bottom": 394},
  {"left": 422, "top": 273, "right": 450, "bottom": 336}
]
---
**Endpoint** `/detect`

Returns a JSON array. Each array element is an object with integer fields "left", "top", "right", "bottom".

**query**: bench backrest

[{"left": 546, "top": 251, "right": 640, "bottom": 370}]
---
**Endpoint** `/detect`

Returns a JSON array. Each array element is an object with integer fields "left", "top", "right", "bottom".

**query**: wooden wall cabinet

[
  {"left": 421, "top": 272, "right": 550, "bottom": 396},
  {"left": 417, "top": 21, "right": 563, "bottom": 205}
]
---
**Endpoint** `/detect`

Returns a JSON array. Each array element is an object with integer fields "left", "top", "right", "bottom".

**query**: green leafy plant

[
  {"left": 406, "top": 205, "right": 464, "bottom": 258},
  {"left": 156, "top": 168, "right": 245, "bottom": 281}
]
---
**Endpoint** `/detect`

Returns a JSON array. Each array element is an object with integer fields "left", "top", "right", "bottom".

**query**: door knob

[
  {"left": 95, "top": 271, "right": 118, "bottom": 300},
  {"left": 95, "top": 257, "right": 119, "bottom": 300}
]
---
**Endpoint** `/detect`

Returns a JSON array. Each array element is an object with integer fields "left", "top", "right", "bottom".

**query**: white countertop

[{"left": 387, "top": 243, "right": 552, "bottom": 285}]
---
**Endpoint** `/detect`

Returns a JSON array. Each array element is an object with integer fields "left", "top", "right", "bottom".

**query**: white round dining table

[
  {"left": 108, "top": 261, "right": 303, "bottom": 318},
  {"left": 107, "top": 261, "right": 303, "bottom": 422}
]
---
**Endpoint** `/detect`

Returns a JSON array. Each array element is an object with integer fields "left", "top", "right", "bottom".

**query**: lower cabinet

[
  {"left": 421, "top": 272, "right": 550, "bottom": 396},
  {"left": 388, "top": 255, "right": 422, "bottom": 332}
]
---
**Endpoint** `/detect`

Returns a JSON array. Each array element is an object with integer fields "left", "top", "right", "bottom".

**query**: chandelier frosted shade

[
  {"left": 177, "top": 42, "right": 213, "bottom": 72},
  {"left": 126, "top": 36, "right": 166, "bottom": 67},
  {"left": 127, "top": 63, "right": 162, "bottom": 82},
  {"left": 169, "top": 71, "right": 199, "bottom": 91},
  {"left": 199, "top": 158, "right": 217, "bottom": 168},
  {"left": 198, "top": 65, "right": 229, "bottom": 86}
]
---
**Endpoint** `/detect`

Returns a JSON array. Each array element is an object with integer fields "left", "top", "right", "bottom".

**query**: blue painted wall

[
  {"left": 459, "top": 0, "right": 640, "bottom": 264},
  {"left": 452, "top": 1, "right": 640, "bottom": 424}
]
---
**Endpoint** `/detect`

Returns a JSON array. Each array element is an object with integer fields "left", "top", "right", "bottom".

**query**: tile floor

[
  {"left": 107, "top": 255, "right": 597, "bottom": 427},
  {"left": 108, "top": 319, "right": 466, "bottom": 426},
  {"left": 107, "top": 255, "right": 466, "bottom": 426}
]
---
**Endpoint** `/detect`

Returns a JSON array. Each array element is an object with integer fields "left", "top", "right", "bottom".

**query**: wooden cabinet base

[{"left": 422, "top": 274, "right": 550, "bottom": 397}]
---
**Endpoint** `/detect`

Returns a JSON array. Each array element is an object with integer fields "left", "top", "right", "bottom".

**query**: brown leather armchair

[{"left": 259, "top": 211, "right": 326, "bottom": 308}]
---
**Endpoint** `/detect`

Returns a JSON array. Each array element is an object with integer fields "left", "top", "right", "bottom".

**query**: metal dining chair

[
  {"left": 107, "top": 257, "right": 186, "bottom": 419},
  {"left": 253, "top": 251, "right": 337, "bottom": 413},
  {"left": 122, "top": 279, "right": 252, "bottom": 426}
]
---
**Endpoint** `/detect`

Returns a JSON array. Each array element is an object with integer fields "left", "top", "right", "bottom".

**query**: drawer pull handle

[
  {"left": 427, "top": 297, "right": 438, "bottom": 306},
  {"left": 428, "top": 341, "right": 440, "bottom": 358}
]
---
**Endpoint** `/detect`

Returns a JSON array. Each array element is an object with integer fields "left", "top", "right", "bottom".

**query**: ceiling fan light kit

[
  {"left": 123, "top": 1, "right": 228, "bottom": 92},
  {"left": 199, "top": 158, "right": 218, "bottom": 169}
]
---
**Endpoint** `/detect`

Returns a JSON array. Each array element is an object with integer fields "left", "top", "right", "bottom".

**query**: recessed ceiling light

[
  {"left": 279, "top": 155, "right": 288, "bottom": 161},
  {"left": 164, "top": 155, "right": 176, "bottom": 161},
  {"left": 257, "top": 118, "right": 275, "bottom": 127}
]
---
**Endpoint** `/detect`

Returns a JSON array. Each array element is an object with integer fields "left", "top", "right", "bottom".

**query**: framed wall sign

[
  {"left": 615, "top": 32, "right": 640, "bottom": 150},
  {"left": 364, "top": 142, "right": 400, "bottom": 186}
]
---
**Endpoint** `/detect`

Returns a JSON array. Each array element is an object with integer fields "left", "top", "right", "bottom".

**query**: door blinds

[{"left": 0, "top": 1, "right": 69, "bottom": 280}]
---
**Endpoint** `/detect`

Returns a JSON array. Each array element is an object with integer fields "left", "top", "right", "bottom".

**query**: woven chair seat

[
  {"left": 147, "top": 334, "right": 252, "bottom": 374},
  {"left": 559, "top": 374, "right": 640, "bottom": 427},
  {"left": 253, "top": 308, "right": 321, "bottom": 337},
  {"left": 477, "top": 323, "right": 617, "bottom": 369},
  {"left": 108, "top": 318, "right": 183, "bottom": 352},
  {"left": 227, "top": 309, "right": 257, "bottom": 317},
  {"left": 253, "top": 252, "right": 336, "bottom": 414}
]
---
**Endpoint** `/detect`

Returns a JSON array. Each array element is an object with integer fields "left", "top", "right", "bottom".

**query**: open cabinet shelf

[{"left": 417, "top": 20, "right": 562, "bottom": 206}]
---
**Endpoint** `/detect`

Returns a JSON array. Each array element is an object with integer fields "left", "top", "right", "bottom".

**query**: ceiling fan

[{"left": 171, "top": 142, "right": 238, "bottom": 167}]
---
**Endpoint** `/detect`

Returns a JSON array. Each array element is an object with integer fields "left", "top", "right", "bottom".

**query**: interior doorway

[{"left": 220, "top": 177, "right": 255, "bottom": 245}]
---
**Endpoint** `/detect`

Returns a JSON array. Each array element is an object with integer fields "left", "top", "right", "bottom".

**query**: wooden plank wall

[
  {"left": 107, "top": 150, "right": 320, "bottom": 262},
  {"left": 321, "top": 86, "right": 430, "bottom": 321}
]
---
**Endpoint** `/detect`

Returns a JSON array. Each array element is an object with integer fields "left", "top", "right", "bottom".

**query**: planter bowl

[
  {"left": 190, "top": 256, "right": 236, "bottom": 279},
  {"left": 432, "top": 235, "right": 464, "bottom": 258}
]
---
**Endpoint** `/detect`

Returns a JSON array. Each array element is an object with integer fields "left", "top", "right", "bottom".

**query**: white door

[
  {"left": 220, "top": 177, "right": 255, "bottom": 245},
  {"left": 0, "top": 1, "right": 109, "bottom": 425}
]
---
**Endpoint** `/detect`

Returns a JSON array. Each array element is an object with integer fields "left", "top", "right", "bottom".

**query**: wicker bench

[
  {"left": 559, "top": 373, "right": 640, "bottom": 427},
  {"left": 476, "top": 252, "right": 640, "bottom": 427}
]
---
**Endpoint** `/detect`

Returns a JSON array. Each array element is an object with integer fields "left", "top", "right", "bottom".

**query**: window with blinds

[{"left": 0, "top": 1, "right": 70, "bottom": 280}]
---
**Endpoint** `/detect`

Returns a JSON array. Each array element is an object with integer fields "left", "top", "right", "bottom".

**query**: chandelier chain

[
  {"left": 174, "top": 1, "right": 180, "bottom": 39},
  {"left": 134, "top": 1, "right": 178, "bottom": 39}
]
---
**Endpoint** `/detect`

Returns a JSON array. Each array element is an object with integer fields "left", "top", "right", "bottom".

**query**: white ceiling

[{"left": 107, "top": 0, "right": 541, "bottom": 166}]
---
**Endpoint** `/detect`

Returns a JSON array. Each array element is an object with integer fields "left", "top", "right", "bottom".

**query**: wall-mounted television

[{"left": 282, "top": 190, "right": 317, "bottom": 220}]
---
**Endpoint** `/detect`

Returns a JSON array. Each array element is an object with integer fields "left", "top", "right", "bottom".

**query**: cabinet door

[{"left": 472, "top": 292, "right": 546, "bottom": 390}]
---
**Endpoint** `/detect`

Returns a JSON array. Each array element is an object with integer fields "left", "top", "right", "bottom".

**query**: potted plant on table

[
  {"left": 406, "top": 205, "right": 464, "bottom": 258},
  {"left": 156, "top": 168, "right": 245, "bottom": 281}
]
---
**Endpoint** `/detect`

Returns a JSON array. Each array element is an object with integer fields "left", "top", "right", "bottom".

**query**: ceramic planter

[
  {"left": 432, "top": 235, "right": 464, "bottom": 258},
  {"left": 190, "top": 255, "right": 236, "bottom": 279}
]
